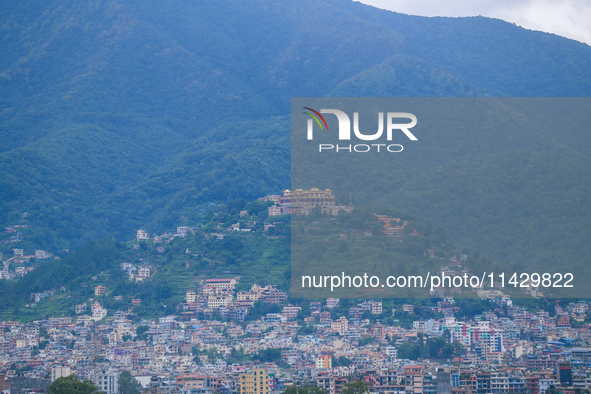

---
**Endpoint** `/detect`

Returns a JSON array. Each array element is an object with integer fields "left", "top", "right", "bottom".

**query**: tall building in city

[
  {"left": 90, "top": 368, "right": 119, "bottom": 394},
  {"left": 315, "top": 354, "right": 332, "bottom": 369},
  {"left": 556, "top": 360, "right": 572, "bottom": 386},
  {"left": 51, "top": 367, "right": 72, "bottom": 382},
  {"left": 10, "top": 377, "right": 50, "bottom": 394},
  {"left": 436, "top": 368, "right": 451, "bottom": 394},
  {"left": 240, "top": 368, "right": 269, "bottom": 394},
  {"left": 405, "top": 365, "right": 424, "bottom": 394},
  {"left": 0, "top": 375, "right": 10, "bottom": 393}
]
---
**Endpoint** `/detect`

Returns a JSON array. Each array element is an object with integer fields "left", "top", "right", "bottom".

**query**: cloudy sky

[{"left": 359, "top": 0, "right": 591, "bottom": 46}]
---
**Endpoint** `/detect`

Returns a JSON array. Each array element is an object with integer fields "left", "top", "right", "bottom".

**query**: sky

[{"left": 358, "top": 0, "right": 591, "bottom": 46}]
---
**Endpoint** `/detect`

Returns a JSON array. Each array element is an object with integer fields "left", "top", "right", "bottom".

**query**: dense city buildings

[
  {"left": 2, "top": 192, "right": 591, "bottom": 394},
  {"left": 1, "top": 281, "right": 591, "bottom": 394}
]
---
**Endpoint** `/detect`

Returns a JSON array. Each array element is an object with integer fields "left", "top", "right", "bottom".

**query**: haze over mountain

[{"left": 1, "top": 0, "right": 590, "bottom": 273}]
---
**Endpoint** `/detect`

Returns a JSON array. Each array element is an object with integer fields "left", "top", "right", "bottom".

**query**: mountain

[{"left": 0, "top": 0, "right": 590, "bottom": 278}]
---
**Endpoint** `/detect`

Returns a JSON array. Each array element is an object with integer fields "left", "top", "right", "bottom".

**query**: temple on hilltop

[{"left": 262, "top": 188, "right": 354, "bottom": 216}]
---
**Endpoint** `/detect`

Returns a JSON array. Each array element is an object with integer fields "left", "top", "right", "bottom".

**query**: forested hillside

[
  {"left": 1, "top": 202, "right": 493, "bottom": 321},
  {"left": 0, "top": 0, "right": 590, "bottom": 277}
]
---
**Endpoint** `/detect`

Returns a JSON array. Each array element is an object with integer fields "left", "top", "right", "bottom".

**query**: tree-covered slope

[
  {"left": 392, "top": 150, "right": 591, "bottom": 271},
  {"left": 0, "top": 203, "right": 481, "bottom": 321},
  {"left": 0, "top": 0, "right": 590, "bottom": 263},
  {"left": 326, "top": 0, "right": 591, "bottom": 97}
]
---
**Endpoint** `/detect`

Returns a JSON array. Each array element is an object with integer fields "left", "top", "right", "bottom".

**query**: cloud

[
  {"left": 497, "top": 0, "right": 591, "bottom": 45},
  {"left": 357, "top": 0, "right": 591, "bottom": 45}
]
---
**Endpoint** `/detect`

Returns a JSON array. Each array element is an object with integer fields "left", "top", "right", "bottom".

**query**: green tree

[
  {"left": 283, "top": 385, "right": 325, "bottom": 394},
  {"left": 39, "top": 326, "right": 50, "bottom": 339},
  {"left": 47, "top": 376, "right": 101, "bottom": 394},
  {"left": 341, "top": 381, "right": 368, "bottom": 394},
  {"left": 442, "top": 343, "right": 455, "bottom": 359},
  {"left": 252, "top": 348, "right": 281, "bottom": 362},
  {"left": 452, "top": 341, "right": 466, "bottom": 356},
  {"left": 118, "top": 371, "right": 142, "bottom": 394},
  {"left": 427, "top": 337, "right": 445, "bottom": 358},
  {"left": 332, "top": 356, "right": 352, "bottom": 367},
  {"left": 135, "top": 325, "right": 150, "bottom": 341}
]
